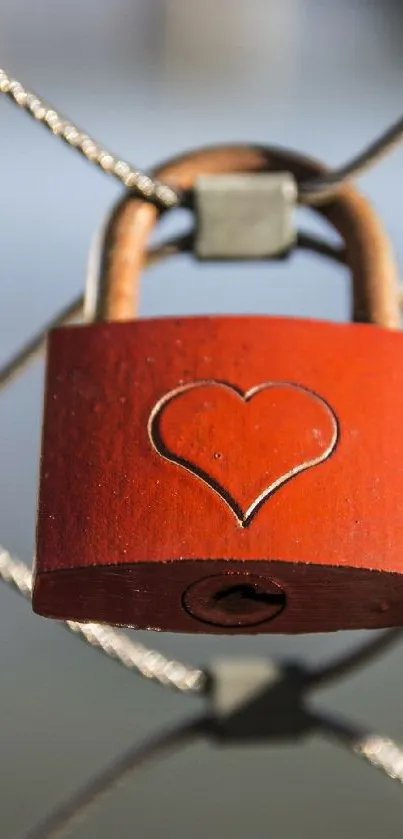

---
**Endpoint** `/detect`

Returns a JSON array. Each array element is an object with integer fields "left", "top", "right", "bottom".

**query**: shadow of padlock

[{"left": 33, "top": 144, "right": 403, "bottom": 634}]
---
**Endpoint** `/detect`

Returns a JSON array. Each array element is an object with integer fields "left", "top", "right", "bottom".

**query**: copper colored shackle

[{"left": 88, "top": 144, "right": 400, "bottom": 328}]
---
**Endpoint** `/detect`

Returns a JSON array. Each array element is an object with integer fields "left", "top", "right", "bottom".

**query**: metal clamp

[
  {"left": 207, "top": 657, "right": 311, "bottom": 743},
  {"left": 194, "top": 172, "right": 297, "bottom": 260}
]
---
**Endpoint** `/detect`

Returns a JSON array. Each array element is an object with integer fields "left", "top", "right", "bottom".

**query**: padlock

[{"left": 33, "top": 144, "right": 403, "bottom": 635}]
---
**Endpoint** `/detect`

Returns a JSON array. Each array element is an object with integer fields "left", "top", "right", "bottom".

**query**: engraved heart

[{"left": 148, "top": 380, "right": 338, "bottom": 527}]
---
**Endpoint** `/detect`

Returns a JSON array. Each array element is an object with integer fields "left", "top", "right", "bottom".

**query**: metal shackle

[{"left": 86, "top": 143, "right": 401, "bottom": 328}]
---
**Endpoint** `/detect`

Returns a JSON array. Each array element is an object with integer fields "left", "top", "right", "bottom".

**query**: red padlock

[{"left": 33, "top": 144, "right": 403, "bottom": 634}]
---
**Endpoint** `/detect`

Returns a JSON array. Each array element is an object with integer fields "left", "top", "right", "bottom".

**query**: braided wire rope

[
  {"left": 2, "top": 66, "right": 403, "bottom": 208},
  {"left": 0, "top": 546, "right": 205, "bottom": 695},
  {"left": 0, "top": 68, "right": 179, "bottom": 209}
]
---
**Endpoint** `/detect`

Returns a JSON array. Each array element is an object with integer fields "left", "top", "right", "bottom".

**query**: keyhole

[
  {"left": 213, "top": 583, "right": 285, "bottom": 615},
  {"left": 183, "top": 572, "right": 286, "bottom": 628}
]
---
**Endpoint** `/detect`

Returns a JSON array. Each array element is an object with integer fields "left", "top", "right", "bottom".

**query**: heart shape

[{"left": 148, "top": 380, "right": 338, "bottom": 527}]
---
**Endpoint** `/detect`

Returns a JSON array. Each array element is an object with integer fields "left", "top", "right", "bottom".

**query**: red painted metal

[{"left": 34, "top": 315, "right": 403, "bottom": 633}]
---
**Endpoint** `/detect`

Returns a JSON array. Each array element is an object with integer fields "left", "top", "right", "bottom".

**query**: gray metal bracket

[{"left": 194, "top": 172, "right": 297, "bottom": 260}]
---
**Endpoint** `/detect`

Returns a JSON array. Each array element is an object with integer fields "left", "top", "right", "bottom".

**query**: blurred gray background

[{"left": 1, "top": 1, "right": 403, "bottom": 837}]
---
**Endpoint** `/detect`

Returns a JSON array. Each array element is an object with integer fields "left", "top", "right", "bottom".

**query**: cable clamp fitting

[{"left": 194, "top": 172, "right": 297, "bottom": 260}]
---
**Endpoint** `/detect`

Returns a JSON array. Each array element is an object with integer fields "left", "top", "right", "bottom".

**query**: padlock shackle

[{"left": 94, "top": 144, "right": 400, "bottom": 328}]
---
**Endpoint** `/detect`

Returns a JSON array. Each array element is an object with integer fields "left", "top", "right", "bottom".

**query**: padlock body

[{"left": 34, "top": 315, "right": 403, "bottom": 633}]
